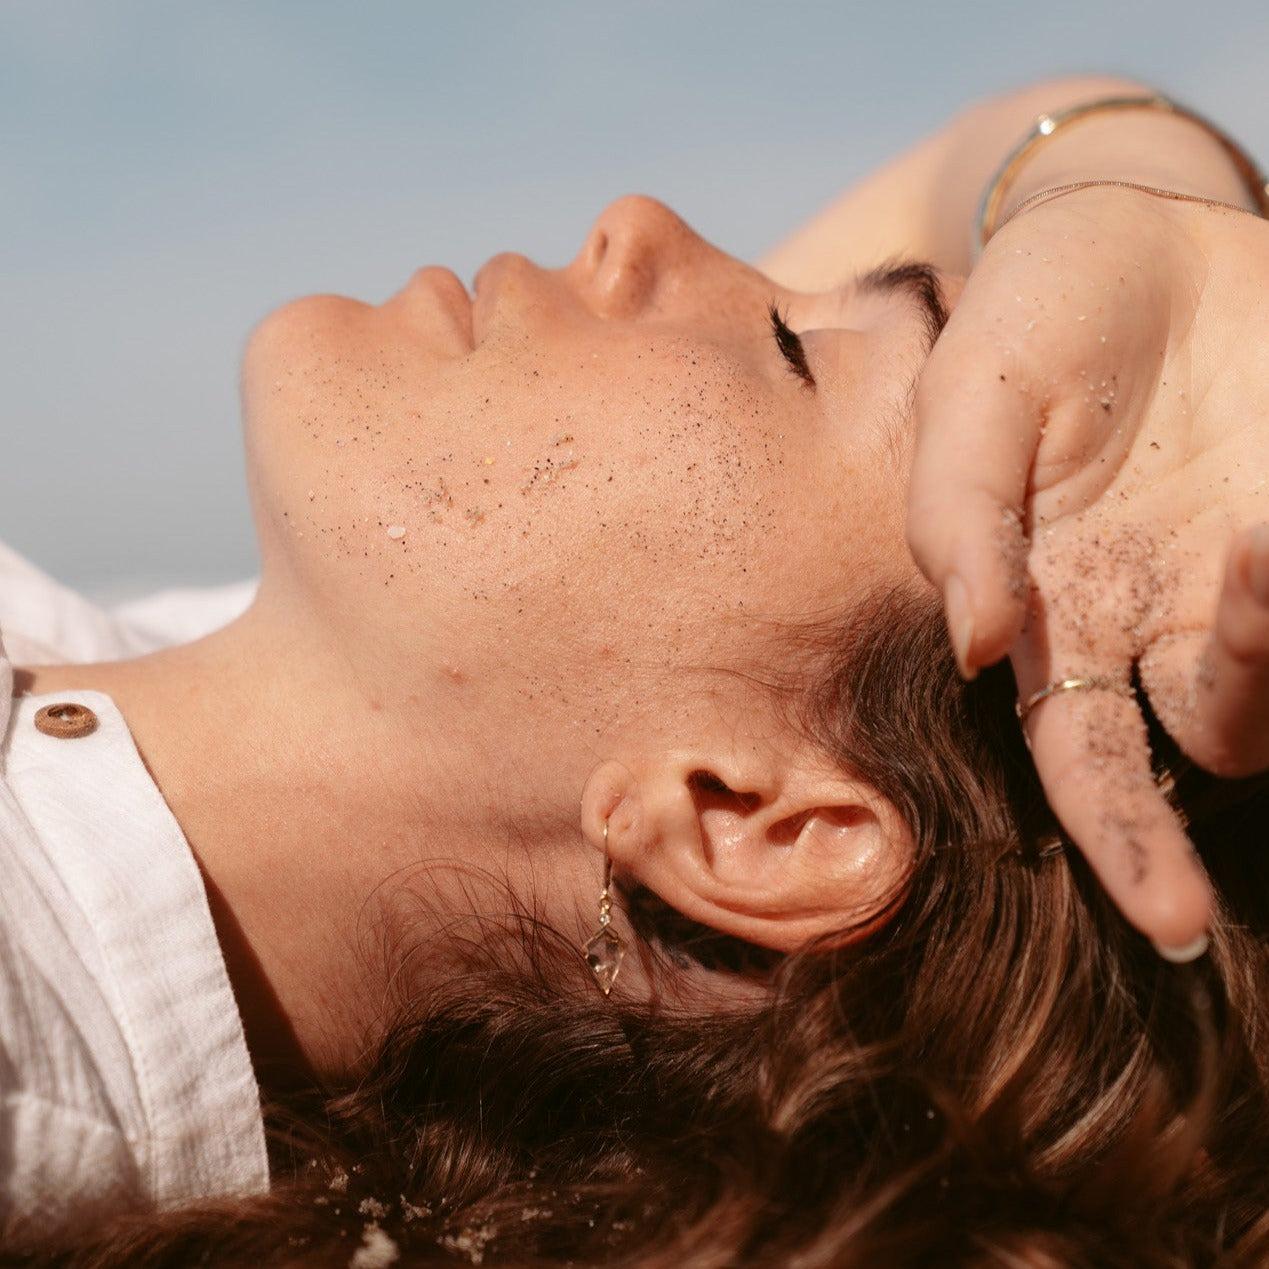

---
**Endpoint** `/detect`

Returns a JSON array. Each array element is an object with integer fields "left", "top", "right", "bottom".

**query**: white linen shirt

[{"left": 0, "top": 539, "right": 268, "bottom": 1232}]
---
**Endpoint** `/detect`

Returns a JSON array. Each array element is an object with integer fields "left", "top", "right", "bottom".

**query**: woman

[{"left": 2, "top": 73, "right": 1267, "bottom": 1264}]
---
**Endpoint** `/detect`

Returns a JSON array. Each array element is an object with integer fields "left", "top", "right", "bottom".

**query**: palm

[{"left": 906, "top": 185, "right": 1269, "bottom": 952}]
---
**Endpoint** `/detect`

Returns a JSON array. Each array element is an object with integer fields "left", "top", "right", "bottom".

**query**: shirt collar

[{"left": 3, "top": 684, "right": 270, "bottom": 1205}]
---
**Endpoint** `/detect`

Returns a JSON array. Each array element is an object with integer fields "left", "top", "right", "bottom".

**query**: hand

[{"left": 906, "top": 184, "right": 1269, "bottom": 956}]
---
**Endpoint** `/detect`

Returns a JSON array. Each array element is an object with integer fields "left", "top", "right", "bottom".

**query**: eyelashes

[{"left": 767, "top": 302, "right": 816, "bottom": 389}]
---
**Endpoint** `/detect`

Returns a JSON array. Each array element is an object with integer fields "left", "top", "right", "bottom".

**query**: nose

[{"left": 573, "top": 194, "right": 703, "bottom": 318}]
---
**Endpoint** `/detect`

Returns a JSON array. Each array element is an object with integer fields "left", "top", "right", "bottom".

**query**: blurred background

[{"left": 3, "top": 0, "right": 1266, "bottom": 601}]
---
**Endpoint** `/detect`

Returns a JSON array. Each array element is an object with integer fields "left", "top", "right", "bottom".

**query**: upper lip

[
  {"left": 415, "top": 266, "right": 475, "bottom": 348},
  {"left": 470, "top": 256, "right": 501, "bottom": 344},
  {"left": 471, "top": 252, "right": 530, "bottom": 344}
]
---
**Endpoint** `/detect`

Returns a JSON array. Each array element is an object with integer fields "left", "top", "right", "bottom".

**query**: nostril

[{"left": 579, "top": 196, "right": 679, "bottom": 315}]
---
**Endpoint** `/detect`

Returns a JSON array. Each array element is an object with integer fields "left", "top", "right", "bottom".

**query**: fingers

[
  {"left": 1021, "top": 678, "right": 1214, "bottom": 957},
  {"left": 906, "top": 328, "right": 1037, "bottom": 679},
  {"left": 1138, "top": 524, "right": 1269, "bottom": 778}
]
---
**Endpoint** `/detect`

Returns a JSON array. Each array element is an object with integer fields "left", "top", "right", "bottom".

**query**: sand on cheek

[{"left": 274, "top": 339, "right": 794, "bottom": 619}]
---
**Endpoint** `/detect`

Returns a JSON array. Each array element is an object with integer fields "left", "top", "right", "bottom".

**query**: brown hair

[{"left": 7, "top": 586, "right": 1268, "bottom": 1267}]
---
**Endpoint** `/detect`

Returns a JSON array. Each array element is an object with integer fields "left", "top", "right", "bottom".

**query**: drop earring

[{"left": 582, "top": 818, "right": 625, "bottom": 996}]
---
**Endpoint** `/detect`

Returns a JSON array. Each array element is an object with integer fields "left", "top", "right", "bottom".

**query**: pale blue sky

[{"left": 3, "top": 0, "right": 1266, "bottom": 598}]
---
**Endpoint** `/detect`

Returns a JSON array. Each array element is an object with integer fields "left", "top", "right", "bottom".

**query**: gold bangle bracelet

[{"left": 973, "top": 92, "right": 1269, "bottom": 257}]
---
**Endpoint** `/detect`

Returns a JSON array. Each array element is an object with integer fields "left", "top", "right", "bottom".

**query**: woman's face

[
  {"left": 240, "top": 196, "right": 950, "bottom": 755},
  {"left": 231, "top": 195, "right": 959, "bottom": 1008}
]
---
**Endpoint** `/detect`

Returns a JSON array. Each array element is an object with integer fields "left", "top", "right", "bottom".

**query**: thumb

[{"left": 905, "top": 332, "right": 1041, "bottom": 677}]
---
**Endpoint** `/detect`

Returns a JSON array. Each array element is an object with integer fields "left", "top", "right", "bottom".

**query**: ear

[{"left": 580, "top": 749, "right": 914, "bottom": 953}]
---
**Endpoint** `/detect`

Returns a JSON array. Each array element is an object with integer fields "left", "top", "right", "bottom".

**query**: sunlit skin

[
  {"left": 906, "top": 186, "right": 1269, "bottom": 953},
  {"left": 17, "top": 196, "right": 954, "bottom": 1088},
  {"left": 241, "top": 195, "right": 931, "bottom": 697}
]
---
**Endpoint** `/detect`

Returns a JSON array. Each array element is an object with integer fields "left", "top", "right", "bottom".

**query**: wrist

[{"left": 1000, "top": 105, "right": 1260, "bottom": 224}]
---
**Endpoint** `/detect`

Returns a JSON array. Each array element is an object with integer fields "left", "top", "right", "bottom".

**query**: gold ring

[{"left": 1015, "top": 676, "right": 1134, "bottom": 726}]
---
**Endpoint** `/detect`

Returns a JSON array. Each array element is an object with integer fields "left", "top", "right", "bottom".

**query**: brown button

[{"left": 34, "top": 702, "right": 99, "bottom": 739}]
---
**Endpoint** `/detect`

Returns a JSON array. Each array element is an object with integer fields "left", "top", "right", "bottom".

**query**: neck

[{"left": 12, "top": 595, "right": 515, "bottom": 1099}]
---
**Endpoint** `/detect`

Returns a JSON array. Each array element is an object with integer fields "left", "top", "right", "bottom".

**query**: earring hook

[{"left": 582, "top": 817, "right": 624, "bottom": 995}]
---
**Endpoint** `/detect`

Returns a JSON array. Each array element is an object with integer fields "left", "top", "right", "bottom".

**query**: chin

[{"left": 241, "top": 292, "right": 373, "bottom": 403}]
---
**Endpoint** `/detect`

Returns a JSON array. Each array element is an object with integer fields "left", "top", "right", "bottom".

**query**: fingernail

[
  {"left": 1247, "top": 524, "right": 1269, "bottom": 605},
  {"left": 944, "top": 574, "right": 977, "bottom": 680},
  {"left": 1152, "top": 933, "right": 1209, "bottom": 964}
]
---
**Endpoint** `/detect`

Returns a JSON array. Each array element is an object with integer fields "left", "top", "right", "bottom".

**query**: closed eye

[{"left": 767, "top": 302, "right": 816, "bottom": 389}]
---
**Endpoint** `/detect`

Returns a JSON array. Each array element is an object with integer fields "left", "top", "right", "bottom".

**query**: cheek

[
  {"left": 243, "top": 307, "right": 888, "bottom": 675},
  {"left": 483, "top": 350, "right": 795, "bottom": 627}
]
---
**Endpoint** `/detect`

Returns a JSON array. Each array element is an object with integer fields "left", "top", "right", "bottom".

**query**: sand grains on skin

[
  {"left": 349, "top": 1222, "right": 400, "bottom": 1268},
  {"left": 438, "top": 1223, "right": 496, "bottom": 1264}
]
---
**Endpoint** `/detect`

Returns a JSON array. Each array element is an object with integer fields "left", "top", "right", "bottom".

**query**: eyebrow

[
  {"left": 850, "top": 260, "right": 950, "bottom": 470},
  {"left": 853, "top": 259, "right": 950, "bottom": 354}
]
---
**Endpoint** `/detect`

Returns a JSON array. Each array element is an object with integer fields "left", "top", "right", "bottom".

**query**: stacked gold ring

[{"left": 1015, "top": 676, "right": 1135, "bottom": 727}]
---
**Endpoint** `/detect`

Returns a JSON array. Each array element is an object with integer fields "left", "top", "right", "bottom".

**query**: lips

[
  {"left": 392, "top": 266, "right": 474, "bottom": 350},
  {"left": 394, "top": 252, "right": 537, "bottom": 348},
  {"left": 472, "top": 252, "right": 538, "bottom": 345},
  {"left": 471, "top": 254, "right": 510, "bottom": 345}
]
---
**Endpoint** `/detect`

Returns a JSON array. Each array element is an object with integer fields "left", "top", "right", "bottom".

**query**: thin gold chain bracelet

[{"left": 995, "top": 177, "right": 1264, "bottom": 238}]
